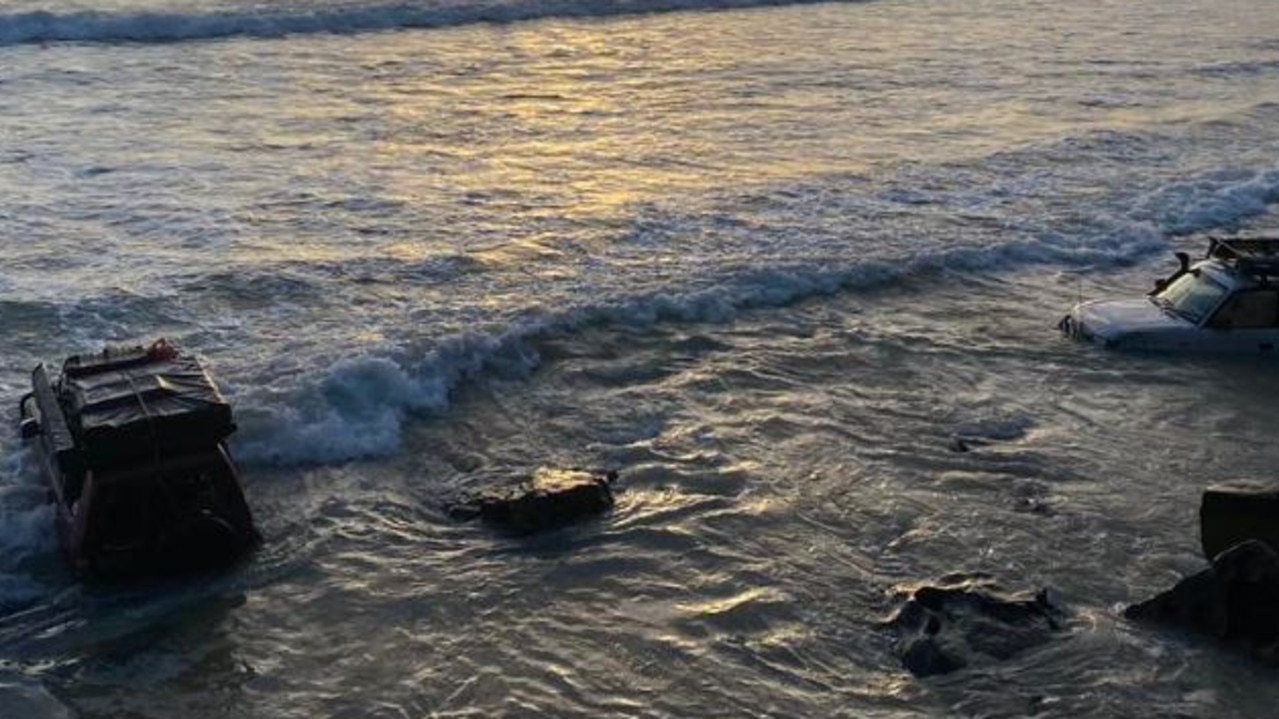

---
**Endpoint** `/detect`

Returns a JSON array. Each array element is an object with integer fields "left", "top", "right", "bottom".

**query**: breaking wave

[
  {"left": 234, "top": 224, "right": 1167, "bottom": 466},
  {"left": 233, "top": 160, "right": 1279, "bottom": 466},
  {"left": 1132, "top": 167, "right": 1279, "bottom": 236},
  {"left": 0, "top": 0, "right": 859, "bottom": 46}
]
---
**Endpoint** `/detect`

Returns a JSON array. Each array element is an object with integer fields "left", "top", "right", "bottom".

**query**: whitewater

[{"left": 3, "top": 0, "right": 1279, "bottom": 715}]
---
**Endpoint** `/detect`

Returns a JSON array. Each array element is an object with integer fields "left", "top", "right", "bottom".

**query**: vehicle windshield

[{"left": 1154, "top": 272, "right": 1229, "bottom": 324}]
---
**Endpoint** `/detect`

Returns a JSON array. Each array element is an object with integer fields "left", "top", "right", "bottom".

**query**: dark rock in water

[
  {"left": 446, "top": 468, "right": 617, "bottom": 535},
  {"left": 1200, "top": 480, "right": 1279, "bottom": 561},
  {"left": 1125, "top": 539, "right": 1279, "bottom": 663},
  {"left": 885, "top": 577, "right": 1065, "bottom": 677}
]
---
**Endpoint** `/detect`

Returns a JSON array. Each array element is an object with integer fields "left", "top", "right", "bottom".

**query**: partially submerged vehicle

[
  {"left": 1060, "top": 236, "right": 1279, "bottom": 353},
  {"left": 18, "top": 340, "right": 259, "bottom": 579}
]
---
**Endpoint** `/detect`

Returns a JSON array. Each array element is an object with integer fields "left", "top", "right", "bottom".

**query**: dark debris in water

[
  {"left": 948, "top": 436, "right": 987, "bottom": 453},
  {"left": 1015, "top": 496, "right": 1056, "bottom": 517}
]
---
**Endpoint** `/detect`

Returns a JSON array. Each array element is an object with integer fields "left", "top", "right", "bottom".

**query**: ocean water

[{"left": 3, "top": 0, "right": 1279, "bottom": 715}]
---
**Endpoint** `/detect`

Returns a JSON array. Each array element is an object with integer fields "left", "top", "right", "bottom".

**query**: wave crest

[
  {"left": 0, "top": 0, "right": 852, "bottom": 46},
  {"left": 232, "top": 226, "right": 1171, "bottom": 466}
]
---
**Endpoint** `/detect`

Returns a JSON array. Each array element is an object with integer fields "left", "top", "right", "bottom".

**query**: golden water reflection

[{"left": 192, "top": 1, "right": 1267, "bottom": 270}]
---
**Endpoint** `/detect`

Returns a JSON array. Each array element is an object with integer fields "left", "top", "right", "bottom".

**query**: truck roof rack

[{"left": 1206, "top": 236, "right": 1279, "bottom": 278}]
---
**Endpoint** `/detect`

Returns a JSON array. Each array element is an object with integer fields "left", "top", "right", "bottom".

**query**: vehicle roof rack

[{"left": 1206, "top": 236, "right": 1279, "bottom": 278}]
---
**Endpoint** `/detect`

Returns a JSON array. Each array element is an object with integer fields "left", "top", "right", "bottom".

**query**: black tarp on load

[{"left": 63, "top": 355, "right": 235, "bottom": 470}]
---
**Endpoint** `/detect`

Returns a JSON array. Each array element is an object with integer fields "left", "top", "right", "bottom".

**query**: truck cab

[{"left": 1062, "top": 237, "right": 1279, "bottom": 354}]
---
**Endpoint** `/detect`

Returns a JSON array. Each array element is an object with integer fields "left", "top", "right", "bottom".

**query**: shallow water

[{"left": 3, "top": 0, "right": 1279, "bottom": 716}]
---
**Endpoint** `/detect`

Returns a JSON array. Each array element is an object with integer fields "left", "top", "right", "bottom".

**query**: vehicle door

[{"left": 1205, "top": 287, "right": 1279, "bottom": 353}]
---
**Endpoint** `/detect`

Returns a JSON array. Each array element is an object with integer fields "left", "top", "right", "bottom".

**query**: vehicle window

[
  {"left": 1156, "top": 273, "right": 1229, "bottom": 324},
  {"left": 1210, "top": 289, "right": 1279, "bottom": 329}
]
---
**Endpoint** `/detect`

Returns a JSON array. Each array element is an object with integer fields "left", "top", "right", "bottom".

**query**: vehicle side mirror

[{"left": 19, "top": 418, "right": 40, "bottom": 440}]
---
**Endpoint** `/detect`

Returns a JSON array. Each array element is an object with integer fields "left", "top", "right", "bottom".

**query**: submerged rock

[
  {"left": 885, "top": 577, "right": 1065, "bottom": 677},
  {"left": 446, "top": 467, "right": 617, "bottom": 535},
  {"left": 1125, "top": 539, "right": 1279, "bottom": 663}
]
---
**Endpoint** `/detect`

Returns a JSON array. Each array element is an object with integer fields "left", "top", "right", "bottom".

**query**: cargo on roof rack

[
  {"left": 18, "top": 339, "right": 259, "bottom": 581},
  {"left": 62, "top": 348, "right": 236, "bottom": 470},
  {"left": 1206, "top": 236, "right": 1279, "bottom": 278}
]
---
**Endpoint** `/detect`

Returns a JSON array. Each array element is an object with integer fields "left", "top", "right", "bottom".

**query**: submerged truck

[
  {"left": 1061, "top": 236, "right": 1279, "bottom": 353},
  {"left": 18, "top": 340, "right": 259, "bottom": 580}
]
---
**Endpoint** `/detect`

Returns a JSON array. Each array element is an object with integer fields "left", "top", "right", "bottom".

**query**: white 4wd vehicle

[{"left": 1061, "top": 237, "right": 1279, "bottom": 353}]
